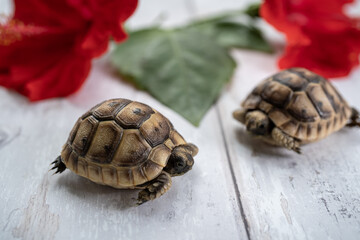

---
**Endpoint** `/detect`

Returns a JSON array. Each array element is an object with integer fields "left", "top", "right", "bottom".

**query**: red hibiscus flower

[
  {"left": 0, "top": 0, "right": 138, "bottom": 101},
  {"left": 260, "top": 0, "right": 360, "bottom": 78}
]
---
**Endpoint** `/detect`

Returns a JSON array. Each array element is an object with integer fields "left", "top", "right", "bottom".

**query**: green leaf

[
  {"left": 111, "top": 28, "right": 162, "bottom": 81},
  {"left": 111, "top": 28, "right": 236, "bottom": 126},
  {"left": 244, "top": 2, "right": 261, "bottom": 18},
  {"left": 189, "top": 21, "right": 273, "bottom": 53}
]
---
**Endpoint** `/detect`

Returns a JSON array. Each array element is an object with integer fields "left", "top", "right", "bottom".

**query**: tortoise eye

[{"left": 176, "top": 161, "right": 185, "bottom": 168}]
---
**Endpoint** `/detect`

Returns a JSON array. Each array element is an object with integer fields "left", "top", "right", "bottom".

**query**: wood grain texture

[
  {"left": 218, "top": 50, "right": 360, "bottom": 240},
  {"left": 1, "top": 0, "right": 360, "bottom": 239},
  {"left": 0, "top": 56, "right": 247, "bottom": 240}
]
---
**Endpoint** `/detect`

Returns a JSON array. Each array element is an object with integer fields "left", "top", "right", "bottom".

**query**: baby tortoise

[
  {"left": 51, "top": 98, "right": 198, "bottom": 205},
  {"left": 233, "top": 68, "right": 360, "bottom": 153}
]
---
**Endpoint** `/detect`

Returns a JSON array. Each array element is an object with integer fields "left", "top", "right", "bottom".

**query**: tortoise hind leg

[
  {"left": 271, "top": 127, "right": 301, "bottom": 154},
  {"left": 50, "top": 156, "right": 67, "bottom": 174},
  {"left": 346, "top": 108, "right": 360, "bottom": 127},
  {"left": 137, "top": 171, "right": 172, "bottom": 205}
]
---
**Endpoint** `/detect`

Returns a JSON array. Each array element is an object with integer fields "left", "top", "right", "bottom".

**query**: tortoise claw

[
  {"left": 136, "top": 188, "right": 153, "bottom": 205},
  {"left": 51, "top": 159, "right": 58, "bottom": 165},
  {"left": 50, "top": 156, "right": 66, "bottom": 174},
  {"left": 136, "top": 199, "right": 148, "bottom": 206},
  {"left": 347, "top": 108, "right": 360, "bottom": 127},
  {"left": 294, "top": 147, "right": 302, "bottom": 154}
]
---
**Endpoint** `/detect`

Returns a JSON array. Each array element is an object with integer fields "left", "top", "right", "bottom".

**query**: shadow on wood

[
  {"left": 234, "top": 127, "right": 291, "bottom": 158},
  {"left": 54, "top": 171, "right": 138, "bottom": 210},
  {"left": 234, "top": 125, "right": 360, "bottom": 161}
]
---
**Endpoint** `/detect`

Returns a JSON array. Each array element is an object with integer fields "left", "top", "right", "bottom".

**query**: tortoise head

[
  {"left": 245, "top": 110, "right": 271, "bottom": 136},
  {"left": 164, "top": 143, "right": 198, "bottom": 176}
]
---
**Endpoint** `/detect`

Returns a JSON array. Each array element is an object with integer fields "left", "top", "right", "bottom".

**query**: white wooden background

[{"left": 1, "top": 1, "right": 360, "bottom": 239}]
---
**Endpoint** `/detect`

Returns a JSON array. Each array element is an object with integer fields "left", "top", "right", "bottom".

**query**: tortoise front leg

[
  {"left": 271, "top": 127, "right": 301, "bottom": 154},
  {"left": 233, "top": 109, "right": 247, "bottom": 124},
  {"left": 137, "top": 171, "right": 172, "bottom": 205},
  {"left": 346, "top": 108, "right": 360, "bottom": 127}
]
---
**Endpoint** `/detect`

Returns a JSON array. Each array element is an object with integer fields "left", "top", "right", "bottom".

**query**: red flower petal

[
  {"left": 14, "top": 0, "right": 85, "bottom": 30},
  {"left": 261, "top": 0, "right": 360, "bottom": 78},
  {"left": 0, "top": 0, "right": 138, "bottom": 100},
  {"left": 23, "top": 55, "right": 92, "bottom": 101},
  {"left": 279, "top": 40, "right": 359, "bottom": 78},
  {"left": 260, "top": 0, "right": 311, "bottom": 45}
]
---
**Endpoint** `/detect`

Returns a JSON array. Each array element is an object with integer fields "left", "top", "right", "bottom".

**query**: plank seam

[{"left": 215, "top": 104, "right": 251, "bottom": 240}]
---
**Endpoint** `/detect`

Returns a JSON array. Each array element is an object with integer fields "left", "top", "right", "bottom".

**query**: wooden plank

[
  {"left": 0, "top": 1, "right": 249, "bottom": 239},
  {"left": 217, "top": 49, "right": 360, "bottom": 239},
  {"left": 0, "top": 59, "right": 247, "bottom": 240},
  {"left": 3, "top": 0, "right": 359, "bottom": 239}
]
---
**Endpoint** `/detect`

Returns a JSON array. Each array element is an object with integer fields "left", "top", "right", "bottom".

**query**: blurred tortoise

[
  {"left": 233, "top": 68, "right": 360, "bottom": 153},
  {"left": 51, "top": 98, "right": 198, "bottom": 205}
]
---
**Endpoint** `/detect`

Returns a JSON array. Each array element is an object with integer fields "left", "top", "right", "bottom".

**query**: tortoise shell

[
  {"left": 242, "top": 68, "right": 352, "bottom": 142},
  {"left": 60, "top": 98, "right": 187, "bottom": 189}
]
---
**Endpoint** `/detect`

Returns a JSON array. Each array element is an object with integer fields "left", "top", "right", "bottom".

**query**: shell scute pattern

[
  {"left": 112, "top": 129, "right": 152, "bottom": 167},
  {"left": 68, "top": 118, "right": 81, "bottom": 143},
  {"left": 306, "top": 83, "right": 334, "bottom": 119},
  {"left": 169, "top": 131, "right": 186, "bottom": 146},
  {"left": 92, "top": 99, "right": 131, "bottom": 120},
  {"left": 139, "top": 112, "right": 171, "bottom": 147},
  {"left": 261, "top": 81, "right": 292, "bottom": 108},
  {"left": 252, "top": 79, "right": 270, "bottom": 95},
  {"left": 148, "top": 144, "right": 172, "bottom": 167},
  {"left": 61, "top": 144, "right": 72, "bottom": 162},
  {"left": 242, "top": 94, "right": 261, "bottom": 109},
  {"left": 141, "top": 160, "right": 164, "bottom": 181},
  {"left": 102, "top": 167, "right": 117, "bottom": 186},
  {"left": 88, "top": 165, "right": 102, "bottom": 183},
  {"left": 273, "top": 70, "right": 308, "bottom": 91},
  {"left": 288, "top": 68, "right": 324, "bottom": 83},
  {"left": 117, "top": 168, "right": 134, "bottom": 186},
  {"left": 86, "top": 121, "right": 123, "bottom": 164},
  {"left": 116, "top": 101, "right": 154, "bottom": 128},
  {"left": 132, "top": 164, "right": 149, "bottom": 184},
  {"left": 62, "top": 98, "right": 179, "bottom": 188},
  {"left": 321, "top": 81, "right": 343, "bottom": 112},
  {"left": 76, "top": 159, "right": 87, "bottom": 178},
  {"left": 71, "top": 116, "right": 99, "bottom": 155},
  {"left": 286, "top": 92, "right": 319, "bottom": 122},
  {"left": 258, "top": 101, "right": 273, "bottom": 113},
  {"left": 268, "top": 109, "right": 289, "bottom": 126},
  {"left": 66, "top": 151, "right": 78, "bottom": 173},
  {"left": 306, "top": 124, "right": 318, "bottom": 140}
]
